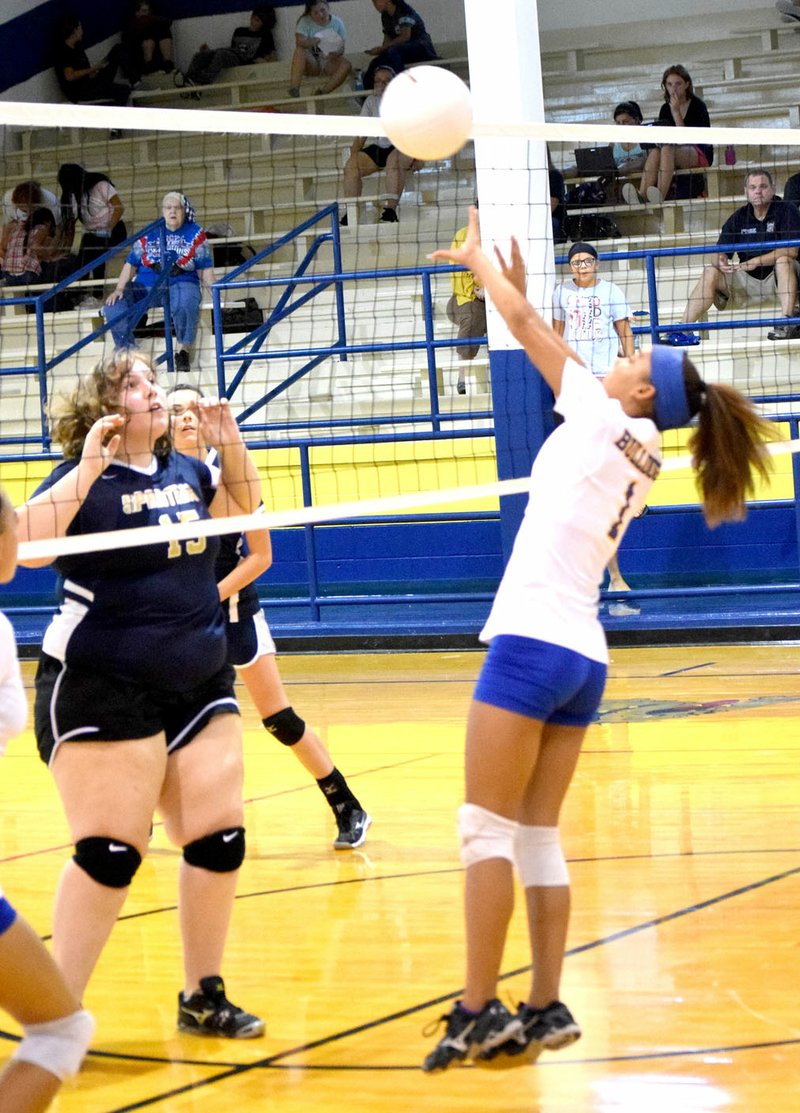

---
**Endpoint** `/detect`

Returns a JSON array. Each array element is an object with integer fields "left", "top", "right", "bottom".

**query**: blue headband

[{"left": 650, "top": 345, "right": 692, "bottom": 431}]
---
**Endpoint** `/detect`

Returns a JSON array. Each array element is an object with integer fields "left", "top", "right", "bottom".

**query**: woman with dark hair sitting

[
  {"left": 53, "top": 14, "right": 133, "bottom": 106},
  {"left": 58, "top": 163, "right": 126, "bottom": 305},
  {"left": 612, "top": 101, "right": 648, "bottom": 176},
  {"left": 622, "top": 65, "right": 712, "bottom": 204}
]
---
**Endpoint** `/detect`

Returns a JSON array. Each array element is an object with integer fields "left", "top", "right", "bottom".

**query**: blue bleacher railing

[{"left": 5, "top": 216, "right": 800, "bottom": 634}]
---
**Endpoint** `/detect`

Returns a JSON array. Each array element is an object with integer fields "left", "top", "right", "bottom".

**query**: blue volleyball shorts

[{"left": 473, "top": 634, "right": 607, "bottom": 726}]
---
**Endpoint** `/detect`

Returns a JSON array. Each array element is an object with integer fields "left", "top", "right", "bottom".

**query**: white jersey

[
  {"left": 0, "top": 612, "right": 26, "bottom": 755},
  {"left": 481, "top": 358, "right": 661, "bottom": 663}
]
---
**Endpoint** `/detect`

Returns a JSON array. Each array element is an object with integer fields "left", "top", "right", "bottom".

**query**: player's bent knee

[
  {"left": 182, "top": 826, "right": 245, "bottom": 872},
  {"left": 457, "top": 803, "right": 518, "bottom": 868},
  {"left": 514, "top": 825, "right": 569, "bottom": 887},
  {"left": 262, "top": 706, "right": 305, "bottom": 746},
  {"left": 13, "top": 1008, "right": 95, "bottom": 1080},
  {"left": 73, "top": 837, "right": 142, "bottom": 888}
]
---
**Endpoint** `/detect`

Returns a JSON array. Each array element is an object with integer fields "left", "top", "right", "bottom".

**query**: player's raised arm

[{"left": 430, "top": 206, "right": 578, "bottom": 395}]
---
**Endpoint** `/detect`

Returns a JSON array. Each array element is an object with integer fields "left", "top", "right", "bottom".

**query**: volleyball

[{"left": 379, "top": 66, "right": 473, "bottom": 161}]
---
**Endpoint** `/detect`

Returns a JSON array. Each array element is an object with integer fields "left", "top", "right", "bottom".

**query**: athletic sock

[{"left": 316, "top": 767, "right": 360, "bottom": 814}]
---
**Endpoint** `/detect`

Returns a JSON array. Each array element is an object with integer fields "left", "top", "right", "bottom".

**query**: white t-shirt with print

[{"left": 552, "top": 277, "right": 631, "bottom": 377}]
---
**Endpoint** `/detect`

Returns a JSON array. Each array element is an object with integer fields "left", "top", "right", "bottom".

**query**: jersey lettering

[
  {"left": 121, "top": 482, "right": 201, "bottom": 515},
  {"left": 613, "top": 430, "right": 661, "bottom": 480},
  {"left": 608, "top": 481, "right": 636, "bottom": 540}
]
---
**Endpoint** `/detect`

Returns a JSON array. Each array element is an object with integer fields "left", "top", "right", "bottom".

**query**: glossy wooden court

[{"left": 1, "top": 644, "right": 799, "bottom": 1112}]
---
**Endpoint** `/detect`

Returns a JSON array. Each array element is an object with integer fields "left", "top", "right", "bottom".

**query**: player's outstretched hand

[
  {"left": 196, "top": 397, "right": 242, "bottom": 451},
  {"left": 429, "top": 205, "right": 481, "bottom": 269},
  {"left": 494, "top": 236, "right": 527, "bottom": 296},
  {"left": 81, "top": 414, "right": 124, "bottom": 476}
]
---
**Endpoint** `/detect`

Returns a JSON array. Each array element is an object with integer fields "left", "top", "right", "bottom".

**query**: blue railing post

[
  {"left": 299, "top": 443, "right": 321, "bottom": 622},
  {"left": 332, "top": 206, "right": 348, "bottom": 365}
]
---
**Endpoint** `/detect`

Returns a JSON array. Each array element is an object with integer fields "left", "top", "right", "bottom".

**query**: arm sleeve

[
  {"left": 607, "top": 282, "right": 632, "bottom": 323},
  {"left": 552, "top": 284, "right": 566, "bottom": 322},
  {"left": 555, "top": 357, "right": 608, "bottom": 421}
]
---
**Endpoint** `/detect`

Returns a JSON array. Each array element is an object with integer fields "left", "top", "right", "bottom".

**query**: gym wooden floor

[{"left": 1, "top": 644, "right": 799, "bottom": 1112}]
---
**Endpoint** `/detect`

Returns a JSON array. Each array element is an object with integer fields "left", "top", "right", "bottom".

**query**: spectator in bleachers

[
  {"left": 103, "top": 192, "right": 216, "bottom": 374},
  {"left": 363, "top": 0, "right": 438, "bottom": 90},
  {"left": 446, "top": 209, "right": 487, "bottom": 395},
  {"left": 288, "top": 1, "right": 352, "bottom": 98},
  {"left": 121, "top": 1, "right": 174, "bottom": 78},
  {"left": 664, "top": 168, "right": 800, "bottom": 345},
  {"left": 0, "top": 213, "right": 48, "bottom": 288},
  {"left": 2, "top": 181, "right": 60, "bottom": 226},
  {"left": 341, "top": 65, "right": 422, "bottom": 224},
  {"left": 52, "top": 14, "right": 133, "bottom": 106},
  {"left": 58, "top": 164, "right": 127, "bottom": 307},
  {"left": 0, "top": 208, "right": 77, "bottom": 302},
  {"left": 180, "top": 6, "right": 277, "bottom": 88},
  {"left": 622, "top": 65, "right": 711, "bottom": 205},
  {"left": 612, "top": 101, "right": 648, "bottom": 176},
  {"left": 783, "top": 171, "right": 800, "bottom": 206}
]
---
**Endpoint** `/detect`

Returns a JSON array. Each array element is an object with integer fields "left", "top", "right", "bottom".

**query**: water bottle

[
  {"left": 630, "top": 310, "right": 649, "bottom": 351},
  {"left": 354, "top": 69, "right": 364, "bottom": 92}
]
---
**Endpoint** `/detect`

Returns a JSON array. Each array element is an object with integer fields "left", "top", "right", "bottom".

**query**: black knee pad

[
  {"left": 182, "top": 827, "right": 245, "bottom": 873},
  {"left": 73, "top": 837, "right": 142, "bottom": 889},
  {"left": 262, "top": 706, "right": 305, "bottom": 746}
]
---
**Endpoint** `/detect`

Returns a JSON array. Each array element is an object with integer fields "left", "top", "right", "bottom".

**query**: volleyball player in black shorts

[
  {"left": 17, "top": 351, "right": 265, "bottom": 1039},
  {"left": 169, "top": 386, "right": 371, "bottom": 849}
]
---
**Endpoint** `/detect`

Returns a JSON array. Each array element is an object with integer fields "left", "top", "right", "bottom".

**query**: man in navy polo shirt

[{"left": 664, "top": 168, "right": 800, "bottom": 344}]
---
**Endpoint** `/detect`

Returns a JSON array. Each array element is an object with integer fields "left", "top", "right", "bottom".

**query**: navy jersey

[
  {"left": 216, "top": 530, "right": 261, "bottom": 625},
  {"left": 34, "top": 452, "right": 226, "bottom": 689},
  {"left": 203, "top": 449, "right": 262, "bottom": 626}
]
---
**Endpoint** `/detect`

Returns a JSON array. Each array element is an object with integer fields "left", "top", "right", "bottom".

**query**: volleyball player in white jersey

[
  {"left": 168, "top": 386, "right": 372, "bottom": 849},
  {"left": 0, "top": 486, "right": 94, "bottom": 1110},
  {"left": 422, "top": 208, "right": 777, "bottom": 1071}
]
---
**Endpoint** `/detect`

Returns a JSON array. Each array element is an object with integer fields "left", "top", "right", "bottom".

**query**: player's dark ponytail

[{"left": 685, "top": 358, "right": 778, "bottom": 527}]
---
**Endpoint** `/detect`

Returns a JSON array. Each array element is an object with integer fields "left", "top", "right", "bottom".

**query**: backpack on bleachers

[
  {"left": 564, "top": 212, "right": 621, "bottom": 241},
  {"left": 205, "top": 222, "right": 257, "bottom": 268},
  {"left": 565, "top": 178, "right": 608, "bottom": 207}
]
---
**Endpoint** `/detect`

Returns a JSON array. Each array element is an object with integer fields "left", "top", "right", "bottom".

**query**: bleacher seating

[{"left": 3, "top": 11, "right": 800, "bottom": 452}]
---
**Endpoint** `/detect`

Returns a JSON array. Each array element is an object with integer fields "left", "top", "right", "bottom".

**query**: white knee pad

[
  {"left": 514, "top": 825, "right": 569, "bottom": 888},
  {"left": 13, "top": 1008, "right": 95, "bottom": 1080},
  {"left": 457, "top": 803, "right": 518, "bottom": 868}
]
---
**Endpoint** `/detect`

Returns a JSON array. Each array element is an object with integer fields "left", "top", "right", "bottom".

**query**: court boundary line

[{"left": 0, "top": 858, "right": 796, "bottom": 1111}]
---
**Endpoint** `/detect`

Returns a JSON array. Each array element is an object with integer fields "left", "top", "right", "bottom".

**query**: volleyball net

[{"left": 1, "top": 97, "right": 800, "bottom": 568}]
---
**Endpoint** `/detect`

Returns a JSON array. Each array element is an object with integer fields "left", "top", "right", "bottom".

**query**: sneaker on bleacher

[{"left": 661, "top": 330, "right": 700, "bottom": 346}]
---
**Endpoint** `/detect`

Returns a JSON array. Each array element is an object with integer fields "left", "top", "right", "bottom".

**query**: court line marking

[
  {"left": 0, "top": 856, "right": 795, "bottom": 1111},
  {"left": 660, "top": 662, "right": 715, "bottom": 676}
]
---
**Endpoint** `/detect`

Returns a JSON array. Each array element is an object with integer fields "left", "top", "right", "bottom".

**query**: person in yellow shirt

[{"left": 446, "top": 218, "right": 487, "bottom": 394}]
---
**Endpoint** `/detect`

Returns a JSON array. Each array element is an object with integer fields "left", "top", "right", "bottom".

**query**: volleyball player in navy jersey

[
  {"left": 16, "top": 351, "right": 265, "bottom": 1039},
  {"left": 168, "top": 386, "right": 371, "bottom": 849},
  {"left": 421, "top": 209, "right": 777, "bottom": 1071},
  {"left": 0, "top": 486, "right": 94, "bottom": 1109}
]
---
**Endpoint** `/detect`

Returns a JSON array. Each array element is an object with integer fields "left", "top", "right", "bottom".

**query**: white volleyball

[{"left": 379, "top": 66, "right": 473, "bottom": 161}]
